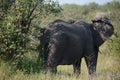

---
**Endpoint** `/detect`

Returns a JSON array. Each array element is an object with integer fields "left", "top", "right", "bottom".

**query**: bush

[{"left": 0, "top": 0, "right": 61, "bottom": 73}]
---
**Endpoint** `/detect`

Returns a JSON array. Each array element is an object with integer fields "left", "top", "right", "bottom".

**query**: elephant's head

[{"left": 91, "top": 17, "right": 114, "bottom": 47}]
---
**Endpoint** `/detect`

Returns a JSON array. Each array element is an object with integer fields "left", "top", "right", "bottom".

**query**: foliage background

[{"left": 0, "top": 0, "right": 120, "bottom": 80}]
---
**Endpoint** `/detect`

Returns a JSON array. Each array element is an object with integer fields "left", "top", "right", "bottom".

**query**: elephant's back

[
  {"left": 48, "top": 28, "right": 87, "bottom": 65},
  {"left": 46, "top": 22, "right": 93, "bottom": 65}
]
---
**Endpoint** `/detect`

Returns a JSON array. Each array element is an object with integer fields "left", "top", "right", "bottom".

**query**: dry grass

[
  {"left": 0, "top": 53, "right": 118, "bottom": 80},
  {"left": 0, "top": 43, "right": 120, "bottom": 80}
]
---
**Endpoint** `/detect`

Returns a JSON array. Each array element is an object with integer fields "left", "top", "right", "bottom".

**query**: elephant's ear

[{"left": 91, "top": 17, "right": 114, "bottom": 47}]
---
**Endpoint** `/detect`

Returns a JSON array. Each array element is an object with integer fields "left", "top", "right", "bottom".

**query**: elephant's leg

[
  {"left": 47, "top": 59, "right": 57, "bottom": 74},
  {"left": 46, "top": 39, "right": 59, "bottom": 74},
  {"left": 73, "top": 59, "right": 81, "bottom": 74},
  {"left": 47, "top": 54, "right": 58, "bottom": 74},
  {"left": 47, "top": 66, "right": 57, "bottom": 74},
  {"left": 84, "top": 53, "right": 98, "bottom": 75}
]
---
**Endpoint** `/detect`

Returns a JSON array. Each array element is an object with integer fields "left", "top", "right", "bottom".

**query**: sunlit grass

[
  {"left": 0, "top": 52, "right": 119, "bottom": 80},
  {"left": 0, "top": 42, "right": 119, "bottom": 80}
]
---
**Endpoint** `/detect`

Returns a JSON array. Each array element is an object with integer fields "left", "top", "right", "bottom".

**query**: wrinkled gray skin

[{"left": 40, "top": 17, "right": 114, "bottom": 75}]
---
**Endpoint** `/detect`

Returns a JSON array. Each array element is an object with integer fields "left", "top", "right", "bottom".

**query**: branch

[
  {"left": 21, "top": 2, "right": 38, "bottom": 33},
  {"left": 27, "top": 2, "right": 38, "bottom": 20}
]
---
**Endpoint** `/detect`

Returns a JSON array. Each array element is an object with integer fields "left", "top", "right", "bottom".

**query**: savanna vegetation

[{"left": 0, "top": 0, "right": 120, "bottom": 80}]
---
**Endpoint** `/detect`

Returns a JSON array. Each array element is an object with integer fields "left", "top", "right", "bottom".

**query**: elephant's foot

[{"left": 47, "top": 66, "right": 57, "bottom": 74}]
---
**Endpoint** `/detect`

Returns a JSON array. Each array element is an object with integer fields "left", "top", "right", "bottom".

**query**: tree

[{"left": 0, "top": 0, "right": 61, "bottom": 61}]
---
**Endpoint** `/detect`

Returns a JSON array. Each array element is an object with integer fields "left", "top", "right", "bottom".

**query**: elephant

[{"left": 40, "top": 17, "right": 114, "bottom": 75}]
